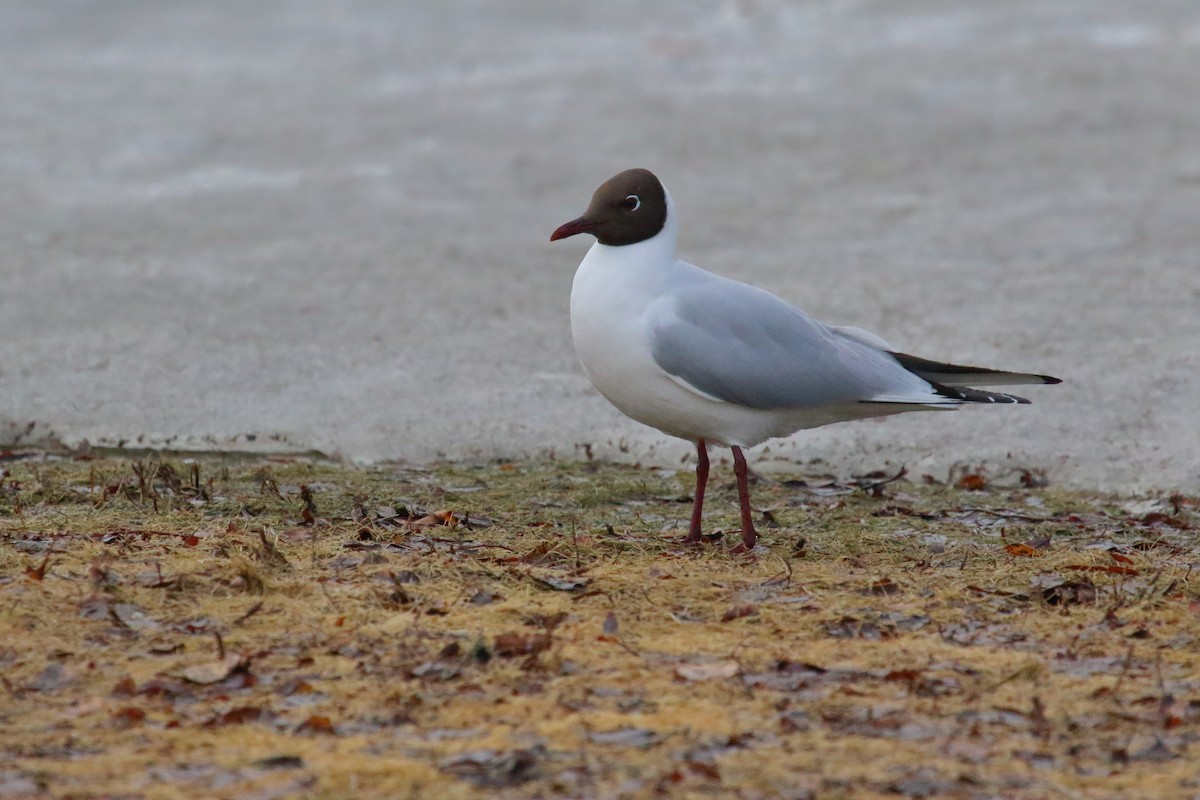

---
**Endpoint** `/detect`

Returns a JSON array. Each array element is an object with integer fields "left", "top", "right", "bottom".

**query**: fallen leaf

[
  {"left": 296, "top": 715, "right": 336, "bottom": 735},
  {"left": 205, "top": 706, "right": 266, "bottom": 727},
  {"left": 1043, "top": 580, "right": 1097, "bottom": 606},
  {"left": 440, "top": 747, "right": 542, "bottom": 788},
  {"left": 252, "top": 756, "right": 305, "bottom": 770},
  {"left": 1139, "top": 512, "right": 1189, "bottom": 530},
  {"left": 24, "top": 555, "right": 51, "bottom": 581},
  {"left": 469, "top": 589, "right": 503, "bottom": 605},
  {"left": 111, "top": 707, "right": 146, "bottom": 728},
  {"left": 957, "top": 474, "right": 989, "bottom": 491},
  {"left": 525, "top": 611, "right": 568, "bottom": 632},
  {"left": 587, "top": 727, "right": 660, "bottom": 748},
  {"left": 494, "top": 633, "right": 551, "bottom": 657},
  {"left": 110, "top": 603, "right": 161, "bottom": 631},
  {"left": 179, "top": 652, "right": 248, "bottom": 684},
  {"left": 675, "top": 661, "right": 739, "bottom": 682},
  {"left": 529, "top": 571, "right": 590, "bottom": 592},
  {"left": 28, "top": 663, "right": 76, "bottom": 692},
  {"left": 1004, "top": 543, "right": 1043, "bottom": 557},
  {"left": 864, "top": 577, "right": 902, "bottom": 596},
  {"left": 721, "top": 604, "right": 757, "bottom": 622}
]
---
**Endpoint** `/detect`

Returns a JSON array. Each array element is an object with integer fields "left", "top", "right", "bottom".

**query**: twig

[{"left": 233, "top": 601, "right": 264, "bottom": 626}]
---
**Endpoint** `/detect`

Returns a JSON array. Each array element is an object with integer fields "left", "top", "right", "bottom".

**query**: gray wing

[{"left": 648, "top": 276, "right": 938, "bottom": 410}]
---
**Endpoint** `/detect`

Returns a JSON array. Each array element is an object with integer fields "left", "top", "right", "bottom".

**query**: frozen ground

[{"left": 2, "top": 1, "right": 1198, "bottom": 490}]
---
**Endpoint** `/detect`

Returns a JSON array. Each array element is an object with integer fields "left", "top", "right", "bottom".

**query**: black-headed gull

[{"left": 551, "top": 168, "right": 1060, "bottom": 552}]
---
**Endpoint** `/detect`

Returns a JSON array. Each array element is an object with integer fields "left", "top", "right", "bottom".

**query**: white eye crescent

[{"left": 624, "top": 194, "right": 641, "bottom": 211}]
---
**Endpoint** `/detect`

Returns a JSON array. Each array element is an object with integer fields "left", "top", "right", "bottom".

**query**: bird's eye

[{"left": 621, "top": 194, "right": 641, "bottom": 211}]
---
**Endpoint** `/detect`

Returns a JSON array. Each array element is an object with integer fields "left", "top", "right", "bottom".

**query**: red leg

[
  {"left": 682, "top": 440, "right": 709, "bottom": 544},
  {"left": 731, "top": 446, "right": 757, "bottom": 551}
]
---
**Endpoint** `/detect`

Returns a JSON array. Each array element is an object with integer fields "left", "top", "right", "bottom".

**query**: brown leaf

[
  {"left": 205, "top": 706, "right": 265, "bottom": 727},
  {"left": 721, "top": 604, "right": 757, "bottom": 623},
  {"left": 411, "top": 510, "right": 459, "bottom": 529},
  {"left": 957, "top": 473, "right": 989, "bottom": 491},
  {"left": 494, "top": 633, "right": 551, "bottom": 657},
  {"left": 24, "top": 555, "right": 51, "bottom": 581},
  {"left": 675, "top": 660, "right": 739, "bottom": 682},
  {"left": 1140, "top": 512, "right": 1189, "bottom": 529},
  {"left": 497, "top": 542, "right": 555, "bottom": 564},
  {"left": 296, "top": 715, "right": 336, "bottom": 735},
  {"left": 111, "top": 707, "right": 146, "bottom": 728},
  {"left": 1004, "top": 543, "right": 1043, "bottom": 557}
]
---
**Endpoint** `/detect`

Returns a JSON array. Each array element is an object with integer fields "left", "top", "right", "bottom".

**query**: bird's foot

[{"left": 729, "top": 527, "right": 758, "bottom": 555}]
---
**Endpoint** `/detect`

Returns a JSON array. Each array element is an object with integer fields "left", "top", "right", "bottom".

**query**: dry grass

[{"left": 1, "top": 452, "right": 1197, "bottom": 799}]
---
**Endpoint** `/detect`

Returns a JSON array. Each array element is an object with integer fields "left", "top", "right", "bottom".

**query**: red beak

[{"left": 550, "top": 216, "right": 598, "bottom": 242}]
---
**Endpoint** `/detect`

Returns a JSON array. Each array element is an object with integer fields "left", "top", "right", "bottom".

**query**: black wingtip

[
  {"left": 1039, "top": 375, "right": 1063, "bottom": 385},
  {"left": 930, "top": 382, "right": 1032, "bottom": 404}
]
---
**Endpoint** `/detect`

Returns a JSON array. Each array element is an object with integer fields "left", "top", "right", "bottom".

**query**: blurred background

[{"left": 2, "top": 0, "right": 1198, "bottom": 490}]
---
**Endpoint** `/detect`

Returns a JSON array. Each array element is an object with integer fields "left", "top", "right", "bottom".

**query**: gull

[{"left": 551, "top": 168, "right": 1060, "bottom": 551}]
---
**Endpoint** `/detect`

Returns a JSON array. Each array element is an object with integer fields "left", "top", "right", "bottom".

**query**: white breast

[{"left": 569, "top": 241, "right": 794, "bottom": 447}]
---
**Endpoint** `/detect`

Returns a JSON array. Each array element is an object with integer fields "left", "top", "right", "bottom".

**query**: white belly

[{"left": 570, "top": 250, "right": 799, "bottom": 447}]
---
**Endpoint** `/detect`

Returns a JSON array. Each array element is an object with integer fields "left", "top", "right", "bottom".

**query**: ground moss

[{"left": 1, "top": 452, "right": 1197, "bottom": 799}]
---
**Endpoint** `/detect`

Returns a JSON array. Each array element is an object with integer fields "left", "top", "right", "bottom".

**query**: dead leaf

[
  {"left": 205, "top": 706, "right": 266, "bottom": 727},
  {"left": 525, "top": 611, "right": 568, "bottom": 632},
  {"left": 1004, "top": 543, "right": 1043, "bottom": 557},
  {"left": 296, "top": 715, "right": 336, "bottom": 735},
  {"left": 587, "top": 727, "right": 660, "bottom": 748},
  {"left": 469, "top": 589, "right": 503, "bottom": 605},
  {"left": 179, "top": 652, "right": 249, "bottom": 684},
  {"left": 24, "top": 555, "right": 51, "bottom": 581},
  {"left": 111, "top": 706, "right": 146, "bottom": 728},
  {"left": 675, "top": 661, "right": 739, "bottom": 681},
  {"left": 529, "top": 571, "right": 590, "bottom": 592},
  {"left": 957, "top": 474, "right": 989, "bottom": 491},
  {"left": 721, "top": 604, "right": 757, "bottom": 622},
  {"left": 1140, "top": 512, "right": 1189, "bottom": 530},
  {"left": 494, "top": 633, "right": 551, "bottom": 657},
  {"left": 440, "top": 747, "right": 542, "bottom": 788},
  {"left": 864, "top": 577, "right": 902, "bottom": 596},
  {"left": 28, "top": 663, "right": 76, "bottom": 692},
  {"left": 1043, "top": 580, "right": 1097, "bottom": 606},
  {"left": 497, "top": 542, "right": 556, "bottom": 565},
  {"left": 252, "top": 756, "right": 305, "bottom": 770},
  {"left": 110, "top": 603, "right": 161, "bottom": 631}
]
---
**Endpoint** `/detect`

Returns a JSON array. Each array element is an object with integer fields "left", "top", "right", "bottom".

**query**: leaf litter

[{"left": 0, "top": 453, "right": 1198, "bottom": 799}]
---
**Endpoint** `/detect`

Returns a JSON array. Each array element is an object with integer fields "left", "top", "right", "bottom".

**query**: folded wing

[{"left": 648, "top": 268, "right": 1059, "bottom": 411}]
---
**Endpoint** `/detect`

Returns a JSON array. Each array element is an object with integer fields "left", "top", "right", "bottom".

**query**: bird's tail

[{"left": 890, "top": 351, "right": 1062, "bottom": 388}]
